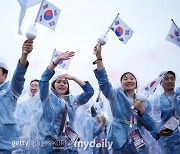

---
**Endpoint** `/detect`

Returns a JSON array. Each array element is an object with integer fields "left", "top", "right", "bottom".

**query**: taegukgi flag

[
  {"left": 51, "top": 50, "right": 73, "bottom": 70},
  {"left": 135, "top": 73, "right": 165, "bottom": 103},
  {"left": 110, "top": 16, "right": 134, "bottom": 44},
  {"left": 166, "top": 20, "right": 180, "bottom": 48},
  {"left": 18, "top": 0, "right": 42, "bottom": 35},
  {"left": 35, "top": 0, "right": 61, "bottom": 30},
  {"left": 141, "top": 73, "right": 165, "bottom": 96}
]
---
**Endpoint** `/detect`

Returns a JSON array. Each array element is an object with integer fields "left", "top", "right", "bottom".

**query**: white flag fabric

[
  {"left": 140, "top": 74, "right": 165, "bottom": 96},
  {"left": 18, "top": 0, "right": 42, "bottom": 35},
  {"left": 93, "top": 91, "right": 105, "bottom": 115},
  {"left": 166, "top": 22, "right": 180, "bottom": 48},
  {"left": 110, "top": 16, "right": 134, "bottom": 44},
  {"left": 35, "top": 0, "right": 61, "bottom": 30},
  {"left": 50, "top": 50, "right": 73, "bottom": 70}
]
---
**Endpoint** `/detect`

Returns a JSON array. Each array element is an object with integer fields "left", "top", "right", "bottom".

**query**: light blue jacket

[
  {"left": 39, "top": 68, "right": 67, "bottom": 140},
  {"left": 94, "top": 68, "right": 157, "bottom": 149},
  {"left": 84, "top": 116, "right": 104, "bottom": 141},
  {"left": 0, "top": 60, "right": 29, "bottom": 150},
  {"left": 39, "top": 68, "right": 94, "bottom": 140},
  {"left": 62, "top": 84, "right": 94, "bottom": 127},
  {"left": 153, "top": 88, "right": 180, "bottom": 154}
]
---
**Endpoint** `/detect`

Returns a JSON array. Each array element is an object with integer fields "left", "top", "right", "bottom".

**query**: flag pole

[
  {"left": 105, "top": 13, "right": 119, "bottom": 35},
  {"left": 34, "top": 0, "right": 45, "bottom": 26},
  {"left": 97, "top": 88, "right": 101, "bottom": 98},
  {"left": 171, "top": 19, "right": 179, "bottom": 31}
]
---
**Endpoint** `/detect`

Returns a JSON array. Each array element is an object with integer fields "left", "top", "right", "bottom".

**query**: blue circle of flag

[
  {"left": 44, "top": 10, "right": 53, "bottom": 20},
  {"left": 115, "top": 27, "right": 123, "bottom": 36}
]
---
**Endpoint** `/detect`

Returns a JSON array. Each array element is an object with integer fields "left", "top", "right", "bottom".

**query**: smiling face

[
  {"left": 120, "top": 72, "right": 137, "bottom": 92},
  {"left": 30, "top": 80, "right": 39, "bottom": 96},
  {"left": 53, "top": 76, "right": 69, "bottom": 95},
  {"left": 161, "top": 72, "right": 175, "bottom": 92}
]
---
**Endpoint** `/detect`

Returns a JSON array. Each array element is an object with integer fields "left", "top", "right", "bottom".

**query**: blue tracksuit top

[
  {"left": 0, "top": 60, "right": 29, "bottom": 150},
  {"left": 94, "top": 68, "right": 157, "bottom": 149}
]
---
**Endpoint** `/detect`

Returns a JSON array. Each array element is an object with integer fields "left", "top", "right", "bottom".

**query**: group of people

[{"left": 0, "top": 39, "right": 179, "bottom": 154}]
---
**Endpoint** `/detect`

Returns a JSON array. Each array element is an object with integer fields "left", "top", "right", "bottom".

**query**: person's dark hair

[
  {"left": 0, "top": 67, "right": 8, "bottom": 75},
  {"left": 159, "top": 71, "right": 176, "bottom": 85},
  {"left": 30, "top": 79, "right": 39, "bottom": 85},
  {"left": 51, "top": 78, "right": 70, "bottom": 95},
  {"left": 120, "top": 72, "right": 137, "bottom": 88},
  {"left": 164, "top": 71, "right": 176, "bottom": 79},
  {"left": 91, "top": 106, "right": 97, "bottom": 117}
]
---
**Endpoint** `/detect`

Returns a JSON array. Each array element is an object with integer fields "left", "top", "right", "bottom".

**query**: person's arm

[
  {"left": 134, "top": 99, "right": 158, "bottom": 131},
  {"left": 93, "top": 44, "right": 117, "bottom": 102},
  {"left": 10, "top": 40, "right": 33, "bottom": 98},
  {"left": 94, "top": 43, "right": 104, "bottom": 71},
  {"left": 40, "top": 51, "right": 75, "bottom": 102},
  {"left": 60, "top": 73, "right": 94, "bottom": 106},
  {"left": 134, "top": 99, "right": 172, "bottom": 140},
  {"left": 48, "top": 51, "right": 75, "bottom": 71},
  {"left": 20, "top": 39, "right": 33, "bottom": 66},
  {"left": 61, "top": 73, "right": 85, "bottom": 86}
]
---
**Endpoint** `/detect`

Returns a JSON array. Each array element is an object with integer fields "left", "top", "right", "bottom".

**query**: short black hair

[
  {"left": 0, "top": 67, "right": 8, "bottom": 75},
  {"left": 160, "top": 71, "right": 176, "bottom": 79},
  {"left": 30, "top": 79, "right": 39, "bottom": 85},
  {"left": 166, "top": 71, "right": 176, "bottom": 79}
]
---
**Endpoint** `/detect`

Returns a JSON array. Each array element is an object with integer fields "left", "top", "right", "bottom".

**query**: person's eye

[{"left": 63, "top": 81, "right": 67, "bottom": 84}]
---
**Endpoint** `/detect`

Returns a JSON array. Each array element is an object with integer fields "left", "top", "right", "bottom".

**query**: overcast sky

[{"left": 1, "top": 0, "right": 180, "bottom": 98}]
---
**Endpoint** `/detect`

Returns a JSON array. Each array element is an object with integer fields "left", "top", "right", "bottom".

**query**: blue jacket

[
  {"left": 0, "top": 60, "right": 29, "bottom": 150},
  {"left": 62, "top": 82, "right": 94, "bottom": 127},
  {"left": 94, "top": 68, "right": 157, "bottom": 149},
  {"left": 153, "top": 88, "right": 180, "bottom": 154},
  {"left": 39, "top": 68, "right": 94, "bottom": 140}
]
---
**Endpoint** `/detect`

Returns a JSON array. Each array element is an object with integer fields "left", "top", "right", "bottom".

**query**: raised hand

[
  {"left": 133, "top": 99, "right": 145, "bottom": 115},
  {"left": 22, "top": 39, "right": 33, "bottom": 54},
  {"left": 94, "top": 44, "right": 102, "bottom": 58},
  {"left": 58, "top": 51, "right": 75, "bottom": 61}
]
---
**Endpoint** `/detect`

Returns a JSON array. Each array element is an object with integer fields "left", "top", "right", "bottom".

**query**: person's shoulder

[{"left": 176, "top": 87, "right": 180, "bottom": 93}]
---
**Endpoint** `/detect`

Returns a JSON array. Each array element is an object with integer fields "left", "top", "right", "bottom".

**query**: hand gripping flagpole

[
  {"left": 93, "top": 13, "right": 119, "bottom": 64},
  {"left": 25, "top": 0, "right": 45, "bottom": 40}
]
